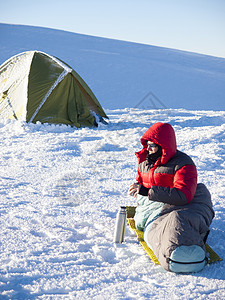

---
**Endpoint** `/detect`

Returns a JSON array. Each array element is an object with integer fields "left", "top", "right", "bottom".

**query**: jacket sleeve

[
  {"left": 136, "top": 168, "right": 143, "bottom": 185},
  {"left": 148, "top": 164, "right": 197, "bottom": 205}
]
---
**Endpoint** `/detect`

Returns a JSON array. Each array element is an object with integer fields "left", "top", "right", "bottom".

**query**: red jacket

[{"left": 136, "top": 122, "right": 197, "bottom": 204}]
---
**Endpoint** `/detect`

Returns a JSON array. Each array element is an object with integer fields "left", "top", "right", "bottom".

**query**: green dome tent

[{"left": 0, "top": 51, "right": 108, "bottom": 127}]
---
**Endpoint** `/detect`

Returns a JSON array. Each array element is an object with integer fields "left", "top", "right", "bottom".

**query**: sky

[{"left": 1, "top": 0, "right": 225, "bottom": 58}]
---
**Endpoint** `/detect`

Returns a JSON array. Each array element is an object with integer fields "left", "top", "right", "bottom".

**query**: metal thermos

[{"left": 113, "top": 206, "right": 127, "bottom": 243}]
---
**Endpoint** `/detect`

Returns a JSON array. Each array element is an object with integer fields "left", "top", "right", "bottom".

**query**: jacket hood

[{"left": 135, "top": 122, "right": 177, "bottom": 165}]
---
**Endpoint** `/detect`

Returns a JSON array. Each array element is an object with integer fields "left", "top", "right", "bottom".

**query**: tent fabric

[{"left": 0, "top": 51, "right": 108, "bottom": 127}]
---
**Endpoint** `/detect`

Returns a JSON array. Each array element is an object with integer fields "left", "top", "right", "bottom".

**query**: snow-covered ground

[
  {"left": 0, "top": 24, "right": 225, "bottom": 299},
  {"left": 1, "top": 23, "right": 225, "bottom": 111}
]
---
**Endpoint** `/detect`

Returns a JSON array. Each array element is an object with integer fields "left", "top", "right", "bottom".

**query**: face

[{"left": 146, "top": 141, "right": 158, "bottom": 154}]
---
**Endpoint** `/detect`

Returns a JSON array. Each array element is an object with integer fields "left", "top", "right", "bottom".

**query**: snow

[
  {"left": 1, "top": 23, "right": 225, "bottom": 111},
  {"left": 0, "top": 24, "right": 225, "bottom": 299}
]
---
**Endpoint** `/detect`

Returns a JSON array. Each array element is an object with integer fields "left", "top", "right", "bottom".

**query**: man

[{"left": 128, "top": 122, "right": 214, "bottom": 273}]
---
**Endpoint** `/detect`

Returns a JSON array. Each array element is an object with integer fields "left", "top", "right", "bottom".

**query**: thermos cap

[{"left": 120, "top": 206, "right": 126, "bottom": 210}]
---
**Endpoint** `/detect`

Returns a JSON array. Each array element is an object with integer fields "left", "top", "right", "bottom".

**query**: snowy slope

[
  {"left": 1, "top": 23, "right": 225, "bottom": 111},
  {"left": 0, "top": 24, "right": 225, "bottom": 299}
]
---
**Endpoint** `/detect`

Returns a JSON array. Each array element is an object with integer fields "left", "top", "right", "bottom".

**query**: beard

[{"left": 146, "top": 146, "right": 162, "bottom": 166}]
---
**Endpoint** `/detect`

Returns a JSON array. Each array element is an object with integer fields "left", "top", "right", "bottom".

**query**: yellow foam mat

[
  {"left": 126, "top": 206, "right": 222, "bottom": 265},
  {"left": 127, "top": 217, "right": 160, "bottom": 265}
]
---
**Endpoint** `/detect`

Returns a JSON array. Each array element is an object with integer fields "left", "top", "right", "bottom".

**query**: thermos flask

[{"left": 113, "top": 206, "right": 127, "bottom": 243}]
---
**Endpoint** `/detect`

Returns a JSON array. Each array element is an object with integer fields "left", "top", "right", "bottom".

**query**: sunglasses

[{"left": 146, "top": 142, "right": 158, "bottom": 148}]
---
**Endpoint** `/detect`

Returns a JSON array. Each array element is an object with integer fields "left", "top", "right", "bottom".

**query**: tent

[{"left": 0, "top": 51, "right": 108, "bottom": 127}]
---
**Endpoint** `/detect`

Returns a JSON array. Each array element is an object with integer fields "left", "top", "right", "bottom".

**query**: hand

[{"left": 128, "top": 183, "right": 140, "bottom": 197}]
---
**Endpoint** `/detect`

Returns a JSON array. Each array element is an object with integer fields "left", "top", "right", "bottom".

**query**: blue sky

[{"left": 1, "top": 0, "right": 225, "bottom": 58}]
